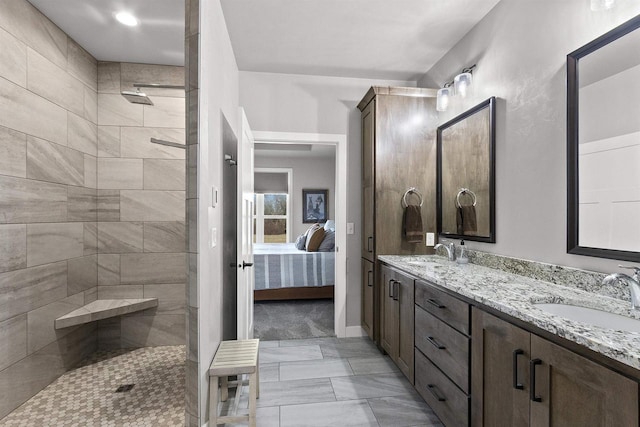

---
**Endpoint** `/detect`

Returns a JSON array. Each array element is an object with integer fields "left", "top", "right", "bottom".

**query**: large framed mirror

[
  {"left": 437, "top": 97, "right": 496, "bottom": 242},
  {"left": 567, "top": 15, "right": 640, "bottom": 262}
]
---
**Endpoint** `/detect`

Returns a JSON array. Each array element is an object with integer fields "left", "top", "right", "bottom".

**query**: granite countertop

[{"left": 379, "top": 254, "right": 640, "bottom": 372}]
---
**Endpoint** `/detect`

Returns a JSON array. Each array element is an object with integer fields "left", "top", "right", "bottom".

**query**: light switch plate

[
  {"left": 426, "top": 232, "right": 435, "bottom": 246},
  {"left": 346, "top": 222, "right": 355, "bottom": 235}
]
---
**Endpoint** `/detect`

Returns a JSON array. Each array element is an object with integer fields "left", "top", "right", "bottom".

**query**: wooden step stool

[{"left": 209, "top": 339, "right": 260, "bottom": 426}]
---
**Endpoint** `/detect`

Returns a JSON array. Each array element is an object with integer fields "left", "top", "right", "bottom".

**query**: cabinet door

[
  {"left": 380, "top": 266, "right": 397, "bottom": 359},
  {"left": 361, "top": 101, "right": 375, "bottom": 262},
  {"left": 471, "top": 308, "right": 530, "bottom": 427},
  {"left": 530, "top": 334, "right": 638, "bottom": 427},
  {"left": 361, "top": 258, "right": 374, "bottom": 339},
  {"left": 396, "top": 271, "right": 414, "bottom": 383}
]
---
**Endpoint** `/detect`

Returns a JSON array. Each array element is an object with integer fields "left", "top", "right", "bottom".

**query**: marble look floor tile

[
  {"left": 259, "top": 363, "right": 280, "bottom": 383},
  {"left": 320, "top": 338, "right": 380, "bottom": 359},
  {"left": 259, "top": 345, "right": 323, "bottom": 364},
  {"left": 256, "top": 378, "right": 335, "bottom": 408},
  {"left": 278, "top": 337, "right": 339, "bottom": 347},
  {"left": 368, "top": 395, "right": 443, "bottom": 427},
  {"left": 280, "top": 399, "right": 379, "bottom": 427},
  {"left": 279, "top": 358, "right": 353, "bottom": 381},
  {"left": 348, "top": 356, "right": 400, "bottom": 375},
  {"left": 229, "top": 406, "right": 280, "bottom": 427},
  {"left": 259, "top": 340, "right": 280, "bottom": 348},
  {"left": 331, "top": 372, "right": 416, "bottom": 400}
]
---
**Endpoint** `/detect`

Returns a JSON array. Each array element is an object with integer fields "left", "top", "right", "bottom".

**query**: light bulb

[
  {"left": 115, "top": 11, "right": 139, "bottom": 27},
  {"left": 454, "top": 72, "right": 473, "bottom": 98},
  {"left": 591, "top": 0, "right": 615, "bottom": 11},
  {"left": 436, "top": 87, "right": 451, "bottom": 112}
]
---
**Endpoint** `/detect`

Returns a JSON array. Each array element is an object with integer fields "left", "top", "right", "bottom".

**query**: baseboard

[{"left": 345, "top": 326, "right": 366, "bottom": 337}]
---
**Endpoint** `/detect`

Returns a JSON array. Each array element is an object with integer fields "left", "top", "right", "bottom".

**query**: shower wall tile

[
  {"left": 0, "top": 224, "right": 27, "bottom": 273},
  {"left": 97, "top": 254, "right": 120, "bottom": 286},
  {"left": 26, "top": 137, "right": 84, "bottom": 186},
  {"left": 0, "top": 314, "right": 27, "bottom": 372},
  {"left": 83, "top": 222, "right": 98, "bottom": 256},
  {"left": 67, "top": 255, "right": 97, "bottom": 295},
  {"left": 120, "top": 253, "right": 186, "bottom": 285},
  {"left": 121, "top": 63, "right": 185, "bottom": 98},
  {"left": 0, "top": 261, "right": 67, "bottom": 323},
  {"left": 188, "top": 253, "right": 198, "bottom": 308},
  {"left": 186, "top": 143, "right": 197, "bottom": 199},
  {"left": 68, "top": 112, "right": 98, "bottom": 156},
  {"left": 0, "top": 126, "right": 27, "bottom": 178},
  {"left": 0, "top": 0, "right": 68, "bottom": 70},
  {"left": 67, "top": 187, "right": 97, "bottom": 222},
  {"left": 67, "top": 39, "right": 97, "bottom": 91},
  {"left": 98, "top": 126, "right": 121, "bottom": 157},
  {"left": 186, "top": 35, "right": 198, "bottom": 92},
  {"left": 0, "top": 77, "right": 67, "bottom": 146},
  {"left": 0, "top": 175, "right": 67, "bottom": 224},
  {"left": 98, "top": 285, "right": 143, "bottom": 300},
  {"left": 98, "top": 93, "right": 143, "bottom": 126},
  {"left": 83, "top": 86, "right": 98, "bottom": 124},
  {"left": 97, "top": 317, "right": 120, "bottom": 349},
  {"left": 0, "top": 27, "right": 27, "bottom": 87},
  {"left": 187, "top": 88, "right": 198, "bottom": 145},
  {"left": 97, "top": 189, "right": 120, "bottom": 221},
  {"left": 26, "top": 292, "right": 84, "bottom": 354},
  {"left": 120, "top": 314, "right": 185, "bottom": 347},
  {"left": 187, "top": 199, "right": 198, "bottom": 253},
  {"left": 97, "top": 222, "right": 144, "bottom": 253},
  {"left": 97, "top": 158, "right": 143, "bottom": 190},
  {"left": 120, "top": 190, "right": 185, "bottom": 222},
  {"left": 143, "top": 283, "right": 186, "bottom": 315},
  {"left": 143, "top": 159, "right": 185, "bottom": 190},
  {"left": 27, "top": 48, "right": 85, "bottom": 118},
  {"left": 143, "top": 97, "right": 186, "bottom": 129},
  {"left": 97, "top": 62, "right": 121, "bottom": 94},
  {"left": 143, "top": 222, "right": 186, "bottom": 253},
  {"left": 84, "top": 287, "right": 97, "bottom": 304},
  {"left": 120, "top": 127, "right": 185, "bottom": 159},
  {"left": 84, "top": 154, "right": 97, "bottom": 189},
  {"left": 26, "top": 222, "right": 84, "bottom": 266}
]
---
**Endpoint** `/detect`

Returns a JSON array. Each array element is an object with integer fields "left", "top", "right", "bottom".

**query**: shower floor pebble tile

[{"left": 0, "top": 346, "right": 185, "bottom": 427}]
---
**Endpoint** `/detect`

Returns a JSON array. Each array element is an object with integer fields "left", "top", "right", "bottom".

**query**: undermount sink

[{"left": 535, "top": 303, "right": 640, "bottom": 333}]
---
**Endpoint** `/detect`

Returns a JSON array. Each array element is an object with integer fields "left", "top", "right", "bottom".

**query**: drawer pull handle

[
  {"left": 513, "top": 349, "right": 524, "bottom": 390},
  {"left": 427, "top": 298, "right": 446, "bottom": 309},
  {"left": 426, "top": 336, "right": 446, "bottom": 350},
  {"left": 427, "top": 384, "right": 447, "bottom": 402},
  {"left": 530, "top": 358, "right": 542, "bottom": 402},
  {"left": 367, "top": 236, "right": 373, "bottom": 252},
  {"left": 388, "top": 279, "right": 395, "bottom": 298},
  {"left": 367, "top": 270, "right": 373, "bottom": 287},
  {"left": 393, "top": 281, "right": 399, "bottom": 301}
]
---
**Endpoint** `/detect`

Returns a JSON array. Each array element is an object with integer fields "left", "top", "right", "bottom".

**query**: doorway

[{"left": 222, "top": 115, "right": 238, "bottom": 341}]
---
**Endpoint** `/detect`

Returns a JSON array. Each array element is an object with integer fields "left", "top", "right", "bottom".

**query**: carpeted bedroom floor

[{"left": 254, "top": 299, "right": 334, "bottom": 340}]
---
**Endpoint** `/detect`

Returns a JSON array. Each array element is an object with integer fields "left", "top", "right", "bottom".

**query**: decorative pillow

[
  {"left": 323, "top": 220, "right": 335, "bottom": 231},
  {"left": 306, "top": 227, "right": 325, "bottom": 252},
  {"left": 303, "top": 224, "right": 321, "bottom": 248},
  {"left": 317, "top": 230, "right": 335, "bottom": 252},
  {"left": 294, "top": 234, "right": 307, "bottom": 250}
]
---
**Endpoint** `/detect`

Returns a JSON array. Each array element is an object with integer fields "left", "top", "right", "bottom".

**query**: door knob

[{"left": 242, "top": 261, "right": 253, "bottom": 269}]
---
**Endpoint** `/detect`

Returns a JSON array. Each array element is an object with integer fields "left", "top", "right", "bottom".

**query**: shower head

[{"left": 121, "top": 89, "right": 153, "bottom": 106}]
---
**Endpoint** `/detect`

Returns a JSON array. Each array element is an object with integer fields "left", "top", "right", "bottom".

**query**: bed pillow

[
  {"left": 317, "top": 230, "right": 335, "bottom": 252},
  {"left": 294, "top": 234, "right": 307, "bottom": 250},
  {"left": 306, "top": 227, "right": 325, "bottom": 252}
]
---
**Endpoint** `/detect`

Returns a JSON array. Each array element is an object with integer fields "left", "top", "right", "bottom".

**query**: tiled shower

[{"left": 0, "top": 0, "right": 186, "bottom": 420}]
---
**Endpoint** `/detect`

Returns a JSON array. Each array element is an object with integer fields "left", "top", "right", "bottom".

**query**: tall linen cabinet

[{"left": 358, "top": 86, "right": 438, "bottom": 345}]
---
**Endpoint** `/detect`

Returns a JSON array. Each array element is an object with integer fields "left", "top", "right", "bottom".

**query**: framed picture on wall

[{"left": 302, "top": 189, "right": 328, "bottom": 223}]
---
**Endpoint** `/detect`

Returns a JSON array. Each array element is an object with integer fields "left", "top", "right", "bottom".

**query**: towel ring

[
  {"left": 456, "top": 188, "right": 477, "bottom": 208},
  {"left": 402, "top": 187, "right": 424, "bottom": 208}
]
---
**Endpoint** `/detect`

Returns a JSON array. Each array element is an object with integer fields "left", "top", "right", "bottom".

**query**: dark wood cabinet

[
  {"left": 361, "top": 259, "right": 374, "bottom": 339},
  {"left": 472, "top": 308, "right": 639, "bottom": 427},
  {"left": 358, "top": 86, "right": 437, "bottom": 345},
  {"left": 380, "top": 264, "right": 414, "bottom": 383}
]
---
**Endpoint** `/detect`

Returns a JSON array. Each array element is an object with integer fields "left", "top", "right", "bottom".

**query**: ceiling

[
  {"left": 255, "top": 143, "right": 336, "bottom": 159},
  {"left": 26, "top": 0, "right": 500, "bottom": 80}
]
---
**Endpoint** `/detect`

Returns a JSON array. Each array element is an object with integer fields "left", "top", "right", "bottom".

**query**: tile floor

[{"left": 224, "top": 337, "right": 443, "bottom": 427}]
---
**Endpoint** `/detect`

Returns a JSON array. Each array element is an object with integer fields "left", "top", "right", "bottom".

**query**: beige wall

[
  {"left": 95, "top": 62, "right": 186, "bottom": 349},
  {"left": 0, "top": 0, "right": 98, "bottom": 418}
]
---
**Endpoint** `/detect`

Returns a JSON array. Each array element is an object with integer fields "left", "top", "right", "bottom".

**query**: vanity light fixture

[
  {"left": 115, "top": 11, "right": 139, "bottom": 27},
  {"left": 591, "top": 0, "right": 615, "bottom": 11},
  {"left": 435, "top": 64, "right": 476, "bottom": 112}
]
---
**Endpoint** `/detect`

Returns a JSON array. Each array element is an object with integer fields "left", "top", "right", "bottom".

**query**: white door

[{"left": 237, "top": 108, "right": 255, "bottom": 339}]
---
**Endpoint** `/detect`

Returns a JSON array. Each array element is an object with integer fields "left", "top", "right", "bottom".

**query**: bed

[{"left": 253, "top": 243, "right": 335, "bottom": 301}]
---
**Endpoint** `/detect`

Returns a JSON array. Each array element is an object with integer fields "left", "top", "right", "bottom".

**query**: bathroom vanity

[{"left": 378, "top": 255, "right": 640, "bottom": 426}]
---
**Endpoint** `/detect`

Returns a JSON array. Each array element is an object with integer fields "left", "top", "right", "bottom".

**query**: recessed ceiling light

[{"left": 115, "top": 11, "right": 139, "bottom": 27}]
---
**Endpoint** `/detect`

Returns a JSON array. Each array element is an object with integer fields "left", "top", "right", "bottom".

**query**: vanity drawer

[
  {"left": 415, "top": 306, "right": 469, "bottom": 393},
  {"left": 415, "top": 348, "right": 468, "bottom": 427},
  {"left": 415, "top": 279, "right": 470, "bottom": 334}
]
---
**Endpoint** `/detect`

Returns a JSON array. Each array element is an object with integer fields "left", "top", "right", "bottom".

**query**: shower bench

[{"left": 54, "top": 298, "right": 158, "bottom": 329}]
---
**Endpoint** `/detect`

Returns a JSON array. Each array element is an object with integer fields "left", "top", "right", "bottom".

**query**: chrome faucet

[
  {"left": 434, "top": 242, "right": 456, "bottom": 262},
  {"left": 602, "top": 265, "right": 640, "bottom": 310}
]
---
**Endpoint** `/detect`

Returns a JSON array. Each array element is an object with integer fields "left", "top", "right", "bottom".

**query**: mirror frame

[
  {"left": 567, "top": 14, "right": 640, "bottom": 262},
  {"left": 437, "top": 97, "right": 496, "bottom": 243}
]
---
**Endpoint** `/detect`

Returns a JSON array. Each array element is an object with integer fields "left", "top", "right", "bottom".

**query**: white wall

[
  {"left": 239, "top": 71, "right": 414, "bottom": 327},
  {"left": 419, "top": 0, "right": 640, "bottom": 273},
  {"left": 255, "top": 154, "right": 336, "bottom": 241},
  {"left": 197, "top": 0, "right": 239, "bottom": 423}
]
